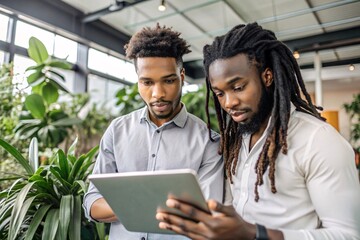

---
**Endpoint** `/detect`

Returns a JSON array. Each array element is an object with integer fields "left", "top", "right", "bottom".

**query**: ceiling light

[
  {"left": 158, "top": 0, "right": 166, "bottom": 11},
  {"left": 349, "top": 64, "right": 355, "bottom": 71},
  {"left": 293, "top": 51, "right": 300, "bottom": 59}
]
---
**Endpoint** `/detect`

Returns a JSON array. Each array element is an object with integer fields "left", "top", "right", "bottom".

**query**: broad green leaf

[
  {"left": 42, "top": 208, "right": 59, "bottom": 240},
  {"left": 47, "top": 69, "right": 65, "bottom": 82},
  {"left": 72, "top": 180, "right": 87, "bottom": 194},
  {"left": 68, "top": 156, "right": 85, "bottom": 184},
  {"left": 9, "top": 196, "right": 36, "bottom": 239},
  {"left": 95, "top": 222, "right": 106, "bottom": 240},
  {"left": 42, "top": 82, "right": 59, "bottom": 104},
  {"left": 59, "top": 195, "right": 73, "bottom": 240},
  {"left": 57, "top": 150, "right": 69, "bottom": 180},
  {"left": 27, "top": 70, "right": 44, "bottom": 84},
  {"left": 24, "top": 204, "right": 52, "bottom": 240},
  {"left": 68, "top": 195, "right": 81, "bottom": 240},
  {"left": 28, "top": 37, "right": 49, "bottom": 64},
  {"left": 49, "top": 166, "right": 71, "bottom": 191},
  {"left": 46, "top": 78, "right": 69, "bottom": 93},
  {"left": 52, "top": 117, "right": 83, "bottom": 126},
  {"left": 8, "top": 182, "right": 35, "bottom": 240},
  {"left": 25, "top": 94, "right": 46, "bottom": 119},
  {"left": 48, "top": 60, "right": 72, "bottom": 70},
  {"left": 0, "top": 139, "right": 33, "bottom": 175},
  {"left": 26, "top": 63, "right": 44, "bottom": 71}
]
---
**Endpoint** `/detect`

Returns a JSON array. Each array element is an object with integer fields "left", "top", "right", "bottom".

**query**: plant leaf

[
  {"left": 25, "top": 94, "right": 46, "bottom": 119},
  {"left": 24, "top": 204, "right": 52, "bottom": 240},
  {"left": 48, "top": 60, "right": 72, "bottom": 70},
  {"left": 42, "top": 82, "right": 59, "bottom": 104},
  {"left": 57, "top": 149, "right": 69, "bottom": 180},
  {"left": 68, "top": 195, "right": 81, "bottom": 240},
  {"left": 42, "top": 208, "right": 59, "bottom": 240},
  {"left": 27, "top": 70, "right": 45, "bottom": 85},
  {"left": 67, "top": 137, "right": 78, "bottom": 157},
  {"left": 0, "top": 138, "right": 33, "bottom": 175},
  {"left": 59, "top": 195, "right": 73, "bottom": 240},
  {"left": 8, "top": 182, "right": 35, "bottom": 240},
  {"left": 52, "top": 117, "right": 83, "bottom": 127},
  {"left": 28, "top": 36, "right": 49, "bottom": 64}
]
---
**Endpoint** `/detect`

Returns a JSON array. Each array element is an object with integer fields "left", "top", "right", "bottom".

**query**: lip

[
  {"left": 229, "top": 110, "right": 248, "bottom": 122},
  {"left": 151, "top": 101, "right": 170, "bottom": 112}
]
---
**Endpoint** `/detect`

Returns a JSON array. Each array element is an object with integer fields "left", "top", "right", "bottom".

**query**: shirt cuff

[{"left": 83, "top": 193, "right": 103, "bottom": 222}]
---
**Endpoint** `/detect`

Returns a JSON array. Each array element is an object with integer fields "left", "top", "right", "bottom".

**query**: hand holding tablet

[{"left": 88, "top": 169, "right": 209, "bottom": 234}]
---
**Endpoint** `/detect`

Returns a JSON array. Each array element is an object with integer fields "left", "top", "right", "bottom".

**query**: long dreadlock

[{"left": 204, "top": 22, "right": 324, "bottom": 201}]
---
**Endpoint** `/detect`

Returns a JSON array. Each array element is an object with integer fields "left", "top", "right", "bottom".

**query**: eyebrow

[
  {"left": 139, "top": 73, "right": 178, "bottom": 81},
  {"left": 211, "top": 76, "right": 244, "bottom": 90}
]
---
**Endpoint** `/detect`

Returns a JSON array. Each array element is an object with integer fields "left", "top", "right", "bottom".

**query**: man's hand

[
  {"left": 90, "top": 198, "right": 118, "bottom": 223},
  {"left": 156, "top": 198, "right": 256, "bottom": 240}
]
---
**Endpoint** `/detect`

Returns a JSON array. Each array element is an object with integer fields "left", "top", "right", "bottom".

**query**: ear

[
  {"left": 261, "top": 68, "right": 273, "bottom": 87},
  {"left": 180, "top": 68, "right": 185, "bottom": 86}
]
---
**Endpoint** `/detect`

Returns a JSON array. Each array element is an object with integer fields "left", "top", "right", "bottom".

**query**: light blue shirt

[{"left": 84, "top": 105, "right": 224, "bottom": 240}]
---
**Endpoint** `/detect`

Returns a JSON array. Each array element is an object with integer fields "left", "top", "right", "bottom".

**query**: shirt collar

[{"left": 139, "top": 103, "right": 188, "bottom": 128}]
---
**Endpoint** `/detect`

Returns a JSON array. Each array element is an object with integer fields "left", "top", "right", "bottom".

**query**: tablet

[{"left": 88, "top": 169, "right": 209, "bottom": 234}]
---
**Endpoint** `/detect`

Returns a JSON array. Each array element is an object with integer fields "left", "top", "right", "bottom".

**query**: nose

[
  {"left": 224, "top": 93, "right": 239, "bottom": 110},
  {"left": 152, "top": 83, "right": 165, "bottom": 99}
]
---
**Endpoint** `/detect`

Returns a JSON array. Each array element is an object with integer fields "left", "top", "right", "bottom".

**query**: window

[
  {"left": 88, "top": 48, "right": 108, "bottom": 73},
  {"left": 0, "top": 51, "right": 5, "bottom": 65},
  {"left": 54, "top": 35, "right": 78, "bottom": 63},
  {"left": 15, "top": 20, "right": 54, "bottom": 53},
  {"left": 87, "top": 74, "right": 125, "bottom": 114},
  {"left": 13, "top": 54, "right": 35, "bottom": 94},
  {"left": 88, "top": 48, "right": 137, "bottom": 83},
  {"left": 0, "top": 14, "right": 9, "bottom": 42}
]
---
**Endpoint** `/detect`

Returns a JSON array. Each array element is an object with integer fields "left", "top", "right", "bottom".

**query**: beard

[
  {"left": 237, "top": 84, "right": 273, "bottom": 135},
  {"left": 147, "top": 95, "right": 182, "bottom": 120}
]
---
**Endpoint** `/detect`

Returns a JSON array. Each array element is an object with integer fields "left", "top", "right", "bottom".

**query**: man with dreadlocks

[
  {"left": 156, "top": 22, "right": 360, "bottom": 240},
  {"left": 83, "top": 24, "right": 223, "bottom": 240}
]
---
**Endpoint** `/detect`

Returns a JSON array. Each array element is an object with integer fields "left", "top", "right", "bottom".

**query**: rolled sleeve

[{"left": 83, "top": 121, "right": 118, "bottom": 221}]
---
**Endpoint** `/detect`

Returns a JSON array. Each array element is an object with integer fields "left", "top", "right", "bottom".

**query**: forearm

[{"left": 90, "top": 198, "right": 118, "bottom": 223}]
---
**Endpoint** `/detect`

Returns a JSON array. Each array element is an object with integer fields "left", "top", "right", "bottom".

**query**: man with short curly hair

[{"left": 83, "top": 24, "right": 224, "bottom": 240}]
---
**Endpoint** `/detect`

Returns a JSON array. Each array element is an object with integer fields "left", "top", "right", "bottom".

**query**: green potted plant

[{"left": 0, "top": 137, "right": 101, "bottom": 239}]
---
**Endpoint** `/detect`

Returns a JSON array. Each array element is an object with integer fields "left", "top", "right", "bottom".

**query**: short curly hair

[{"left": 125, "top": 23, "right": 191, "bottom": 70}]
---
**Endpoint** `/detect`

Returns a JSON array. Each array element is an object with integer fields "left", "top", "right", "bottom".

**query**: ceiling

[
  {"left": 58, "top": 0, "right": 360, "bottom": 90},
  {"left": 2, "top": 0, "right": 359, "bottom": 91}
]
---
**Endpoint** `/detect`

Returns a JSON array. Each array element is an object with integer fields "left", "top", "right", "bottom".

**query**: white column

[{"left": 314, "top": 52, "right": 323, "bottom": 106}]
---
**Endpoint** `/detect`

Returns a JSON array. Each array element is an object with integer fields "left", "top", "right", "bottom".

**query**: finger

[
  {"left": 166, "top": 199, "right": 213, "bottom": 222},
  {"left": 208, "top": 199, "right": 237, "bottom": 217},
  {"left": 158, "top": 220, "right": 207, "bottom": 240}
]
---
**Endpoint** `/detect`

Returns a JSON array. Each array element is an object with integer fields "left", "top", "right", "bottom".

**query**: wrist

[{"left": 255, "top": 223, "right": 268, "bottom": 240}]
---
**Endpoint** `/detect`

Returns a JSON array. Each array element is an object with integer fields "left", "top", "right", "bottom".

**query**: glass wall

[
  {"left": 0, "top": 8, "right": 134, "bottom": 110},
  {"left": 0, "top": 14, "right": 9, "bottom": 42}
]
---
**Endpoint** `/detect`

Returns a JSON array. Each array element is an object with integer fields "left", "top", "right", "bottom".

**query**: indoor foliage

[{"left": 0, "top": 137, "right": 99, "bottom": 240}]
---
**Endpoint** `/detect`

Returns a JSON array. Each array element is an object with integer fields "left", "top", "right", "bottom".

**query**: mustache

[
  {"left": 150, "top": 101, "right": 171, "bottom": 106},
  {"left": 228, "top": 108, "right": 250, "bottom": 115}
]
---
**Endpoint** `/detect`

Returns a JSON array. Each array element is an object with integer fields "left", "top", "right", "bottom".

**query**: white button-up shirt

[{"left": 228, "top": 106, "right": 360, "bottom": 240}]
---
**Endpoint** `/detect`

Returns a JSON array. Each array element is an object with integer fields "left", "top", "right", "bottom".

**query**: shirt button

[
  {"left": 152, "top": 154, "right": 156, "bottom": 157},
  {"left": 245, "top": 163, "right": 249, "bottom": 168},
  {"left": 141, "top": 238, "right": 145, "bottom": 240},
  {"left": 156, "top": 130, "right": 160, "bottom": 133}
]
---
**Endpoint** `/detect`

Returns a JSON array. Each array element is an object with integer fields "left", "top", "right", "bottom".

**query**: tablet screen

[{"left": 88, "top": 169, "right": 209, "bottom": 234}]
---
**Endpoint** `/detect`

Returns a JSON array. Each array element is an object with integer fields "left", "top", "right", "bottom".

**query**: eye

[
  {"left": 214, "top": 91, "right": 223, "bottom": 98},
  {"left": 142, "top": 80, "right": 153, "bottom": 86},
  {"left": 234, "top": 84, "right": 245, "bottom": 92},
  {"left": 164, "top": 79, "right": 176, "bottom": 84}
]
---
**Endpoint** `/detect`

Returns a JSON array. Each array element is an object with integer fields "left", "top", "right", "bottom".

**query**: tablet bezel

[{"left": 88, "top": 169, "right": 209, "bottom": 234}]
